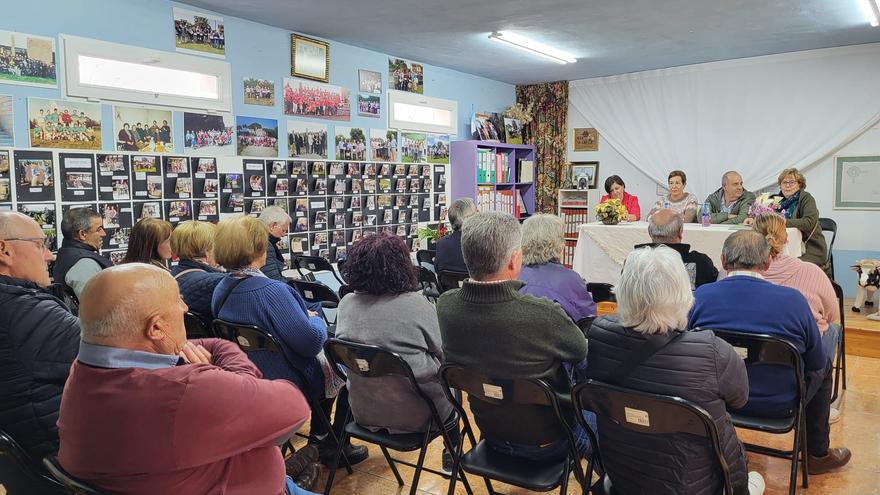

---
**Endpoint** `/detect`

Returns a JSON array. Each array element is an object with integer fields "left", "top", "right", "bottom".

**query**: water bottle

[
  {"left": 701, "top": 202, "right": 711, "bottom": 227},
  {"left": 663, "top": 198, "right": 671, "bottom": 209}
]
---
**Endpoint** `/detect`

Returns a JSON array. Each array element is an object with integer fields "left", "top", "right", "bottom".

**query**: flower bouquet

[
  {"left": 595, "top": 199, "right": 628, "bottom": 225},
  {"left": 416, "top": 224, "right": 449, "bottom": 249},
  {"left": 747, "top": 193, "right": 785, "bottom": 219}
]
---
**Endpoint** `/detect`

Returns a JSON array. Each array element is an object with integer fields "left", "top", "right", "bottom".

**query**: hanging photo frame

[{"left": 290, "top": 34, "right": 329, "bottom": 83}]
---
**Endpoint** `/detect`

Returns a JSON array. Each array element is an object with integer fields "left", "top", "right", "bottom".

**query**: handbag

[{"left": 801, "top": 222, "right": 818, "bottom": 255}]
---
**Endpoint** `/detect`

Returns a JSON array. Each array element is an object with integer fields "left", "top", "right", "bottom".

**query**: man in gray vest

[{"left": 54, "top": 207, "right": 111, "bottom": 300}]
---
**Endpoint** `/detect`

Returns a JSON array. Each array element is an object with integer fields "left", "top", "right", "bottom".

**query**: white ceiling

[{"left": 179, "top": 0, "right": 880, "bottom": 84}]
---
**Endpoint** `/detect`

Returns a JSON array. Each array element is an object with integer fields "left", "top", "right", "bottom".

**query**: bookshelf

[
  {"left": 557, "top": 188, "right": 602, "bottom": 268},
  {"left": 450, "top": 140, "right": 535, "bottom": 220}
]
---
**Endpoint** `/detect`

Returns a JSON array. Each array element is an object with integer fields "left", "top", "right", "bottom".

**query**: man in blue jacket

[{"left": 689, "top": 231, "right": 850, "bottom": 475}]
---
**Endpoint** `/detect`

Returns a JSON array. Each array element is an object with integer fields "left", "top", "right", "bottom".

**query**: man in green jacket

[{"left": 706, "top": 171, "right": 756, "bottom": 224}]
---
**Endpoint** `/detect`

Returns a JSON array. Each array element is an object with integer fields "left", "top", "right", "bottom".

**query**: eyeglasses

[
  {"left": 780, "top": 180, "right": 798, "bottom": 186},
  {"left": 2, "top": 236, "right": 50, "bottom": 251}
]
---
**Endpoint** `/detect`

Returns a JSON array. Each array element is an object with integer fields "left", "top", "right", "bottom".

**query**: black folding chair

[
  {"left": 439, "top": 364, "right": 586, "bottom": 495},
  {"left": 184, "top": 311, "right": 213, "bottom": 339},
  {"left": 575, "top": 317, "right": 595, "bottom": 338},
  {"left": 586, "top": 283, "right": 615, "bottom": 303},
  {"left": 416, "top": 249, "right": 437, "bottom": 268},
  {"left": 419, "top": 266, "right": 441, "bottom": 302},
  {"left": 572, "top": 379, "right": 733, "bottom": 495},
  {"left": 830, "top": 280, "right": 847, "bottom": 402},
  {"left": 211, "top": 320, "right": 353, "bottom": 474},
  {"left": 708, "top": 329, "right": 808, "bottom": 495},
  {"left": 819, "top": 218, "right": 837, "bottom": 280},
  {"left": 292, "top": 254, "right": 346, "bottom": 288},
  {"left": 0, "top": 429, "right": 64, "bottom": 492},
  {"left": 437, "top": 270, "right": 469, "bottom": 294},
  {"left": 288, "top": 279, "right": 341, "bottom": 331},
  {"left": 42, "top": 455, "right": 103, "bottom": 494},
  {"left": 323, "top": 339, "right": 473, "bottom": 495}
]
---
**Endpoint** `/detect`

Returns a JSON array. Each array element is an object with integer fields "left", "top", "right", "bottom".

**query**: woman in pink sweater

[{"left": 754, "top": 213, "right": 840, "bottom": 359}]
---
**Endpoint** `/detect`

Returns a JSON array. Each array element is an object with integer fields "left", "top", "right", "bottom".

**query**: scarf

[{"left": 776, "top": 189, "right": 801, "bottom": 219}]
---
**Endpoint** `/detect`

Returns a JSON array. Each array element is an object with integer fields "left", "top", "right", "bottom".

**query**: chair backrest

[
  {"left": 830, "top": 280, "right": 845, "bottom": 328},
  {"left": 819, "top": 218, "right": 837, "bottom": 265},
  {"left": 587, "top": 282, "right": 616, "bottom": 303},
  {"left": 416, "top": 249, "right": 436, "bottom": 266},
  {"left": 293, "top": 255, "right": 345, "bottom": 286},
  {"left": 288, "top": 279, "right": 341, "bottom": 305},
  {"left": 706, "top": 329, "right": 804, "bottom": 397},
  {"left": 572, "top": 379, "right": 733, "bottom": 495},
  {"left": 184, "top": 311, "right": 212, "bottom": 339},
  {"left": 0, "top": 429, "right": 59, "bottom": 487},
  {"left": 43, "top": 455, "right": 103, "bottom": 494},
  {"left": 576, "top": 316, "right": 596, "bottom": 337},
  {"left": 437, "top": 270, "right": 469, "bottom": 293}
]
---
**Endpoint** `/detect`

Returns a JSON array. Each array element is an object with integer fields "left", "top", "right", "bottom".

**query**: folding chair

[
  {"left": 416, "top": 249, "right": 437, "bottom": 269},
  {"left": 708, "top": 329, "right": 808, "bottom": 495},
  {"left": 572, "top": 379, "right": 733, "bottom": 495},
  {"left": 42, "top": 455, "right": 104, "bottom": 494},
  {"left": 0, "top": 429, "right": 63, "bottom": 492},
  {"left": 323, "top": 339, "right": 473, "bottom": 495},
  {"left": 830, "top": 280, "right": 847, "bottom": 402},
  {"left": 439, "top": 364, "right": 586, "bottom": 495},
  {"left": 184, "top": 311, "right": 213, "bottom": 339},
  {"left": 575, "top": 317, "right": 595, "bottom": 338},
  {"left": 437, "top": 270, "right": 469, "bottom": 294},
  {"left": 211, "top": 320, "right": 353, "bottom": 474},
  {"left": 419, "top": 266, "right": 441, "bottom": 302},
  {"left": 292, "top": 255, "right": 345, "bottom": 291},
  {"left": 819, "top": 218, "right": 837, "bottom": 280},
  {"left": 288, "top": 279, "right": 341, "bottom": 331},
  {"left": 586, "top": 283, "right": 615, "bottom": 303}
]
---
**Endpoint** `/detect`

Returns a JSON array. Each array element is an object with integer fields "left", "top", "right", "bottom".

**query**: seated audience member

[
  {"left": 434, "top": 197, "right": 476, "bottom": 273},
  {"left": 648, "top": 170, "right": 700, "bottom": 223},
  {"left": 688, "top": 231, "right": 851, "bottom": 474},
  {"left": 122, "top": 217, "right": 173, "bottom": 268},
  {"left": 586, "top": 246, "right": 762, "bottom": 495},
  {"left": 0, "top": 212, "right": 80, "bottom": 460},
  {"left": 635, "top": 208, "right": 718, "bottom": 289},
  {"left": 259, "top": 206, "right": 292, "bottom": 281},
  {"left": 336, "top": 232, "right": 458, "bottom": 472},
  {"left": 706, "top": 171, "right": 756, "bottom": 224},
  {"left": 599, "top": 175, "right": 640, "bottom": 221},
  {"left": 437, "top": 211, "right": 589, "bottom": 460},
  {"left": 753, "top": 213, "right": 841, "bottom": 363},
  {"left": 210, "top": 216, "right": 367, "bottom": 466},
  {"left": 170, "top": 220, "right": 225, "bottom": 327},
  {"left": 518, "top": 213, "right": 596, "bottom": 321},
  {"left": 54, "top": 207, "right": 110, "bottom": 299},
  {"left": 56, "top": 263, "right": 316, "bottom": 495}
]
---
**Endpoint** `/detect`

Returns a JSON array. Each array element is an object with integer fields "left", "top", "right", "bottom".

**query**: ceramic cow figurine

[{"left": 851, "top": 259, "right": 880, "bottom": 312}]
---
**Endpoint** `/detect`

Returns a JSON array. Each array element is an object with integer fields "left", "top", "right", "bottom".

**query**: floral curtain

[{"left": 516, "top": 81, "right": 568, "bottom": 213}]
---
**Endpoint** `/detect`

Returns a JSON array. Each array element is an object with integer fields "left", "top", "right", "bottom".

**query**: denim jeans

[
  {"left": 821, "top": 323, "right": 841, "bottom": 363},
  {"left": 485, "top": 410, "right": 597, "bottom": 461},
  {"left": 285, "top": 476, "right": 319, "bottom": 495}
]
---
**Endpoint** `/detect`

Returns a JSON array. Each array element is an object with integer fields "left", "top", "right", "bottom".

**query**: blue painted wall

[{"left": 0, "top": 0, "right": 515, "bottom": 157}]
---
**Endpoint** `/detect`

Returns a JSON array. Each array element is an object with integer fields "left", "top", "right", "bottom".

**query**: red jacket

[
  {"left": 58, "top": 339, "right": 309, "bottom": 495},
  {"left": 599, "top": 191, "right": 641, "bottom": 220}
]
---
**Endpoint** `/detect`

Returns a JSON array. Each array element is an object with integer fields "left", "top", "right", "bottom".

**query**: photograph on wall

[
  {"left": 195, "top": 157, "right": 217, "bottom": 173},
  {"left": 290, "top": 34, "right": 329, "bottom": 83},
  {"left": 166, "top": 156, "right": 189, "bottom": 174},
  {"left": 17, "top": 203, "right": 57, "bottom": 251},
  {"left": 167, "top": 200, "right": 192, "bottom": 221},
  {"left": 334, "top": 127, "right": 366, "bottom": 161},
  {"left": 60, "top": 153, "right": 97, "bottom": 202},
  {"left": 114, "top": 106, "right": 174, "bottom": 152},
  {"left": 183, "top": 112, "right": 234, "bottom": 156},
  {"left": 173, "top": 7, "right": 225, "bottom": 58},
  {"left": 28, "top": 98, "right": 102, "bottom": 150},
  {"left": 0, "top": 178, "right": 9, "bottom": 202},
  {"left": 0, "top": 30, "right": 56, "bottom": 88},
  {"left": 132, "top": 155, "right": 158, "bottom": 174},
  {"left": 100, "top": 203, "right": 132, "bottom": 230},
  {"left": 111, "top": 177, "right": 130, "bottom": 200},
  {"left": 571, "top": 162, "right": 598, "bottom": 190},
  {"left": 358, "top": 69, "right": 381, "bottom": 94},
  {"left": 388, "top": 58, "right": 423, "bottom": 94},
  {"left": 573, "top": 127, "right": 599, "bottom": 151},
  {"left": 197, "top": 200, "right": 218, "bottom": 218},
  {"left": 370, "top": 129, "right": 398, "bottom": 162},
  {"left": 426, "top": 134, "right": 450, "bottom": 164},
  {"left": 282, "top": 78, "right": 350, "bottom": 121},
  {"left": 357, "top": 94, "right": 380, "bottom": 118},
  {"left": 473, "top": 112, "right": 500, "bottom": 142},
  {"left": 14, "top": 151, "right": 54, "bottom": 202},
  {"left": 287, "top": 121, "right": 327, "bottom": 158},
  {"left": 833, "top": 155, "right": 880, "bottom": 210},
  {"left": 503, "top": 117, "right": 523, "bottom": 145},
  {"left": 97, "top": 154, "right": 126, "bottom": 174},
  {"left": 135, "top": 202, "right": 162, "bottom": 221},
  {"left": 243, "top": 77, "right": 275, "bottom": 106},
  {"left": 236, "top": 116, "right": 278, "bottom": 157},
  {"left": 0, "top": 95, "right": 13, "bottom": 146},
  {"left": 146, "top": 176, "right": 163, "bottom": 199},
  {"left": 401, "top": 132, "right": 427, "bottom": 163}
]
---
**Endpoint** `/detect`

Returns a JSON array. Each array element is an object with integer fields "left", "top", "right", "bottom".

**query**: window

[
  {"left": 60, "top": 34, "right": 232, "bottom": 112},
  {"left": 388, "top": 90, "right": 458, "bottom": 135}
]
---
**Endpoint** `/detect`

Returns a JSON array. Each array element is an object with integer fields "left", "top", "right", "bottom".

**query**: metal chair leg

[
  {"left": 380, "top": 446, "right": 405, "bottom": 486},
  {"left": 800, "top": 414, "right": 809, "bottom": 489},
  {"left": 323, "top": 429, "right": 349, "bottom": 495},
  {"left": 407, "top": 432, "right": 432, "bottom": 495},
  {"left": 788, "top": 411, "right": 801, "bottom": 495}
]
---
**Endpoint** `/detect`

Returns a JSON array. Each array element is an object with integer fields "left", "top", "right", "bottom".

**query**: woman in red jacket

[{"left": 599, "top": 175, "right": 641, "bottom": 221}]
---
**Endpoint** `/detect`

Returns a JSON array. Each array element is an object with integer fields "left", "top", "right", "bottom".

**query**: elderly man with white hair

[
  {"left": 57, "top": 263, "right": 317, "bottom": 494},
  {"left": 434, "top": 197, "right": 476, "bottom": 273},
  {"left": 586, "top": 245, "right": 762, "bottom": 495},
  {"left": 259, "top": 205, "right": 293, "bottom": 281}
]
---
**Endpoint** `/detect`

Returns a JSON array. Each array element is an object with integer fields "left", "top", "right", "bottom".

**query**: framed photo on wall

[
  {"left": 570, "top": 162, "right": 598, "bottom": 190},
  {"left": 291, "top": 34, "right": 329, "bottom": 82},
  {"left": 833, "top": 155, "right": 880, "bottom": 210},
  {"left": 573, "top": 127, "right": 599, "bottom": 151}
]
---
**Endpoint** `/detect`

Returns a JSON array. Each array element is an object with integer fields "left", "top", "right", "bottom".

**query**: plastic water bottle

[{"left": 701, "top": 202, "right": 711, "bottom": 227}]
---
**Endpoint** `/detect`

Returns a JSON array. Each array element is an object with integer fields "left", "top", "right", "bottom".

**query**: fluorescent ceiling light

[
  {"left": 488, "top": 31, "right": 577, "bottom": 64},
  {"left": 860, "top": 0, "right": 880, "bottom": 27}
]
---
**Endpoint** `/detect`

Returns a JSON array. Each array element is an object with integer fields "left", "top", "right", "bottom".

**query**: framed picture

[
  {"left": 358, "top": 69, "right": 381, "bottom": 94},
  {"left": 290, "top": 34, "right": 329, "bottom": 82},
  {"left": 0, "top": 30, "right": 57, "bottom": 88},
  {"left": 833, "top": 155, "right": 880, "bottom": 210},
  {"left": 573, "top": 127, "right": 599, "bottom": 151},
  {"left": 570, "top": 162, "right": 598, "bottom": 190}
]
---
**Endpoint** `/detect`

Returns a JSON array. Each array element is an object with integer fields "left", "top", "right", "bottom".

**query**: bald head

[
  {"left": 721, "top": 171, "right": 744, "bottom": 202},
  {"left": 0, "top": 211, "right": 53, "bottom": 286},
  {"left": 721, "top": 231, "right": 771, "bottom": 272},
  {"left": 0, "top": 211, "right": 36, "bottom": 238},
  {"left": 79, "top": 263, "right": 187, "bottom": 352},
  {"left": 648, "top": 209, "right": 684, "bottom": 243}
]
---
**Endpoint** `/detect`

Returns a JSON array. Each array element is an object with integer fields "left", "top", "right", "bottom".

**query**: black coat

[
  {"left": 261, "top": 234, "right": 288, "bottom": 282},
  {"left": 634, "top": 242, "right": 719, "bottom": 289},
  {"left": 434, "top": 230, "right": 468, "bottom": 274},
  {"left": 0, "top": 275, "right": 80, "bottom": 459},
  {"left": 585, "top": 317, "right": 750, "bottom": 495}
]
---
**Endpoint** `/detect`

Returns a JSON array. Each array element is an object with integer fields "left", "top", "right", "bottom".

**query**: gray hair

[
  {"left": 521, "top": 214, "right": 565, "bottom": 265},
  {"left": 0, "top": 211, "right": 32, "bottom": 238},
  {"left": 448, "top": 198, "right": 476, "bottom": 231},
  {"left": 618, "top": 246, "right": 694, "bottom": 335},
  {"left": 461, "top": 211, "right": 522, "bottom": 280},
  {"left": 258, "top": 205, "right": 292, "bottom": 227},
  {"left": 61, "top": 207, "right": 100, "bottom": 239},
  {"left": 648, "top": 211, "right": 683, "bottom": 243},
  {"left": 722, "top": 230, "right": 771, "bottom": 271}
]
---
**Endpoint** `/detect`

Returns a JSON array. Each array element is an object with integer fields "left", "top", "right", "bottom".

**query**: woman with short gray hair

[
  {"left": 518, "top": 214, "right": 596, "bottom": 322},
  {"left": 585, "top": 246, "right": 762, "bottom": 495}
]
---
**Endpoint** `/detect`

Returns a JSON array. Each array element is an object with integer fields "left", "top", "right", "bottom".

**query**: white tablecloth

[{"left": 572, "top": 221, "right": 803, "bottom": 285}]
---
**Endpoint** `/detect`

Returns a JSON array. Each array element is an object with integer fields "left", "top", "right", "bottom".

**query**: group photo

[
  {"left": 283, "top": 78, "right": 351, "bottom": 121},
  {"left": 389, "top": 57, "right": 423, "bottom": 93},
  {"left": 334, "top": 127, "right": 366, "bottom": 161},
  {"left": 28, "top": 98, "right": 102, "bottom": 150},
  {"left": 183, "top": 112, "right": 235, "bottom": 156},
  {"left": 236, "top": 116, "right": 278, "bottom": 157},
  {"left": 114, "top": 106, "right": 174, "bottom": 153},
  {"left": 400, "top": 131, "right": 427, "bottom": 163},
  {"left": 173, "top": 7, "right": 225, "bottom": 57},
  {"left": 0, "top": 30, "right": 56, "bottom": 87},
  {"left": 243, "top": 77, "right": 275, "bottom": 106},
  {"left": 370, "top": 129, "right": 398, "bottom": 162},
  {"left": 287, "top": 121, "right": 328, "bottom": 158}
]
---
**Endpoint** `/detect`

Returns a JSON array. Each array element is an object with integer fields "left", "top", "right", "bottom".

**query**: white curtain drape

[{"left": 569, "top": 43, "right": 880, "bottom": 199}]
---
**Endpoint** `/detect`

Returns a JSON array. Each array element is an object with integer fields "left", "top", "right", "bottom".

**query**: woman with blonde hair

[
  {"left": 121, "top": 218, "right": 172, "bottom": 269},
  {"left": 169, "top": 220, "right": 224, "bottom": 325},
  {"left": 753, "top": 212, "right": 840, "bottom": 359},
  {"left": 773, "top": 167, "right": 828, "bottom": 272}
]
